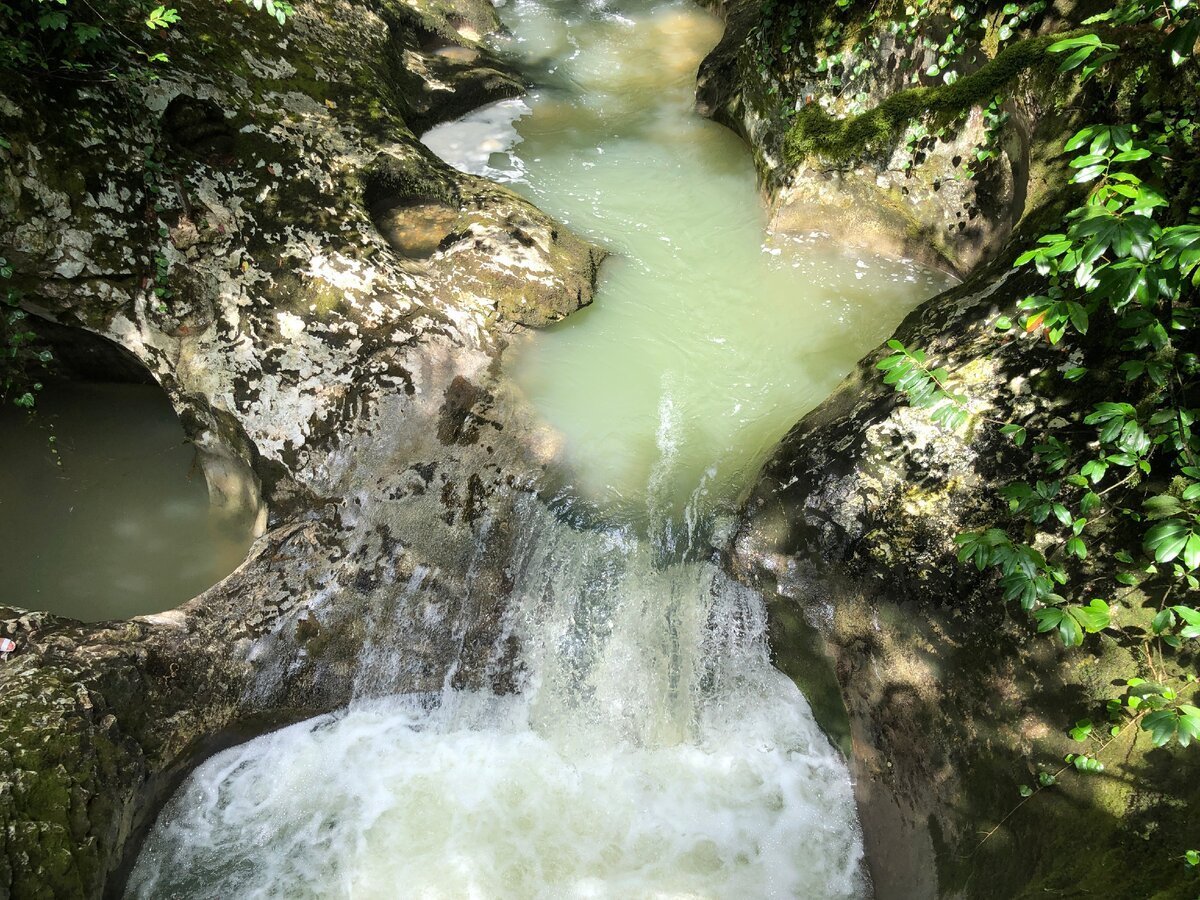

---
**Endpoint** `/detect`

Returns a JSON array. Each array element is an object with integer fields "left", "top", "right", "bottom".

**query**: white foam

[
  {"left": 130, "top": 509, "right": 866, "bottom": 899},
  {"left": 130, "top": 682, "right": 862, "bottom": 899}
]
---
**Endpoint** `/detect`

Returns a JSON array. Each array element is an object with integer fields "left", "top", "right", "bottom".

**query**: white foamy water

[
  {"left": 128, "top": 692, "right": 858, "bottom": 899},
  {"left": 128, "top": 508, "right": 864, "bottom": 899}
]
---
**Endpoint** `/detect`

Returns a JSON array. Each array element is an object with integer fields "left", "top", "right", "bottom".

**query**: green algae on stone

[{"left": 783, "top": 32, "right": 1077, "bottom": 166}]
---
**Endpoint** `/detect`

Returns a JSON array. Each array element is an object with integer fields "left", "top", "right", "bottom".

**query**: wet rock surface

[
  {"left": 0, "top": 0, "right": 600, "bottom": 894},
  {"left": 704, "top": 2, "right": 1200, "bottom": 896}
]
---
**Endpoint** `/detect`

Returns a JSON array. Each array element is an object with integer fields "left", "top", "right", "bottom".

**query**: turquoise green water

[
  {"left": 128, "top": 2, "right": 952, "bottom": 896},
  {"left": 425, "top": 0, "right": 952, "bottom": 525},
  {"left": 0, "top": 383, "right": 254, "bottom": 622}
]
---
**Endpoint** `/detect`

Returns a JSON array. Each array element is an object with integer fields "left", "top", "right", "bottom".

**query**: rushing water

[
  {"left": 129, "top": 503, "right": 865, "bottom": 898},
  {"left": 129, "top": 0, "right": 954, "bottom": 896},
  {"left": 0, "top": 382, "right": 256, "bottom": 622},
  {"left": 425, "top": 0, "right": 952, "bottom": 524}
]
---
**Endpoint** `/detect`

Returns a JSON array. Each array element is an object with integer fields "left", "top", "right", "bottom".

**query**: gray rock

[{"left": 0, "top": 0, "right": 600, "bottom": 894}]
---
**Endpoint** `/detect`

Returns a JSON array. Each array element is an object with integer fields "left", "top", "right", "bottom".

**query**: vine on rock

[{"left": 876, "top": 0, "right": 1199, "bottom": 864}]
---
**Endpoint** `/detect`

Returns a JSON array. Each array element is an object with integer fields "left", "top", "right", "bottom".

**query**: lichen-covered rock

[
  {"left": 712, "top": 4, "right": 1200, "bottom": 896},
  {"left": 0, "top": 0, "right": 601, "bottom": 894},
  {"left": 697, "top": 0, "right": 1087, "bottom": 276}
]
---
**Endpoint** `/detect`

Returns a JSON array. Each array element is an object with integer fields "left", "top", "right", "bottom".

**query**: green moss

[
  {"left": 784, "top": 31, "right": 1078, "bottom": 166},
  {"left": 362, "top": 152, "right": 463, "bottom": 213}
]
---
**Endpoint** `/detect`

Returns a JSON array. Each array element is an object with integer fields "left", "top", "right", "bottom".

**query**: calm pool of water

[{"left": 0, "top": 382, "right": 256, "bottom": 622}]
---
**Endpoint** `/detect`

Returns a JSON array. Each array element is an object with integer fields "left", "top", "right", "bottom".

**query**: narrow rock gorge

[{"left": 1, "top": 0, "right": 1197, "bottom": 897}]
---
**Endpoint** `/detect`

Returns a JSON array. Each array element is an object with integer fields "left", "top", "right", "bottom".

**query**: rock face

[
  {"left": 728, "top": 255, "right": 1198, "bottom": 899},
  {"left": 0, "top": 1, "right": 601, "bottom": 895},
  {"left": 701, "top": 2, "right": 1200, "bottom": 897},
  {"left": 697, "top": 0, "right": 1084, "bottom": 277}
]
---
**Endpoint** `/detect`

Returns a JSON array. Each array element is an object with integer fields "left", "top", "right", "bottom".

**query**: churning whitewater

[
  {"left": 127, "top": 0, "right": 954, "bottom": 896},
  {"left": 128, "top": 501, "right": 865, "bottom": 897}
]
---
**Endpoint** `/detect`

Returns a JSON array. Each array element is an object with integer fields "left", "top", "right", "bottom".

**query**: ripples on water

[{"left": 128, "top": 0, "right": 954, "bottom": 896}]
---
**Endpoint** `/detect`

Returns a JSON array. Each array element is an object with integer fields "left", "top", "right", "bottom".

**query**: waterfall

[
  {"left": 118, "top": 0, "right": 955, "bottom": 894},
  {"left": 127, "top": 498, "right": 866, "bottom": 898}
]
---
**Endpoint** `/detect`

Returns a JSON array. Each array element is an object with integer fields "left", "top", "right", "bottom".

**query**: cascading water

[
  {"left": 129, "top": 499, "right": 865, "bottom": 897},
  {"left": 128, "top": 1, "right": 954, "bottom": 896}
]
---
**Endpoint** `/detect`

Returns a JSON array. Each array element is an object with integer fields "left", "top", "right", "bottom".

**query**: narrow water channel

[
  {"left": 128, "top": 1, "right": 952, "bottom": 896},
  {"left": 425, "top": 0, "right": 950, "bottom": 527}
]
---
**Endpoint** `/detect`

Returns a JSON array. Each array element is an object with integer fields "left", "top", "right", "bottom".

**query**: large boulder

[
  {"left": 702, "top": 1, "right": 1200, "bottom": 896},
  {"left": 0, "top": 0, "right": 601, "bottom": 894}
]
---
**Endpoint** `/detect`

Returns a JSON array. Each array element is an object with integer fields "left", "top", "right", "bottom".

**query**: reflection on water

[
  {"left": 0, "top": 382, "right": 256, "bottom": 622},
  {"left": 425, "top": 0, "right": 954, "bottom": 525}
]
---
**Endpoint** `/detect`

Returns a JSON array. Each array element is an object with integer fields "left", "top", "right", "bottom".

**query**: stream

[{"left": 127, "top": 0, "right": 952, "bottom": 896}]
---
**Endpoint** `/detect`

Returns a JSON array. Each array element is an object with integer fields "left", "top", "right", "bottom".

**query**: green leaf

[
  {"left": 1143, "top": 495, "right": 1182, "bottom": 519},
  {"left": 37, "top": 10, "right": 69, "bottom": 29},
  {"left": 1067, "top": 302, "right": 1089, "bottom": 333},
  {"left": 1034, "top": 606, "right": 1082, "bottom": 646},
  {"left": 1111, "top": 147, "right": 1151, "bottom": 163},
  {"left": 1185, "top": 534, "right": 1200, "bottom": 571},
  {"left": 1068, "top": 598, "right": 1110, "bottom": 633},
  {"left": 1152, "top": 608, "right": 1176, "bottom": 634},
  {"left": 1141, "top": 709, "right": 1179, "bottom": 747},
  {"left": 1145, "top": 520, "right": 1193, "bottom": 564},
  {"left": 1175, "top": 606, "right": 1200, "bottom": 640},
  {"left": 1178, "top": 706, "right": 1200, "bottom": 747},
  {"left": 1000, "top": 423, "right": 1026, "bottom": 446},
  {"left": 145, "top": 5, "right": 182, "bottom": 29}
]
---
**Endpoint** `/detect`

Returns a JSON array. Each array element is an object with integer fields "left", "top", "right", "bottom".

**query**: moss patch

[{"left": 783, "top": 31, "right": 1080, "bottom": 166}]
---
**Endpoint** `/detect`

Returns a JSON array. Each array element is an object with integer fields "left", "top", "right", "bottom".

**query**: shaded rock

[
  {"left": 0, "top": 0, "right": 602, "bottom": 894},
  {"left": 732, "top": 261, "right": 1200, "bottom": 893},
  {"left": 708, "top": 1, "right": 1200, "bottom": 896}
]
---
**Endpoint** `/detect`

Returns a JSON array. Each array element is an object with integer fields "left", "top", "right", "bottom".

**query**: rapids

[{"left": 128, "top": 1, "right": 954, "bottom": 896}]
